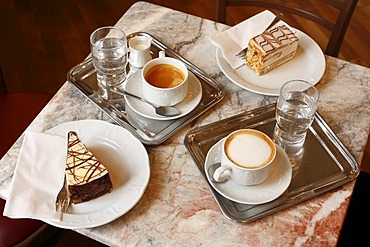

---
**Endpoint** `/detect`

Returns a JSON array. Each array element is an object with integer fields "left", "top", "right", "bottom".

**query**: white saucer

[
  {"left": 124, "top": 70, "right": 203, "bottom": 121},
  {"left": 204, "top": 138, "right": 292, "bottom": 204}
]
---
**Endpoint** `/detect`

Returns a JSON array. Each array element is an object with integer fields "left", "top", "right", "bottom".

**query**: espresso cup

[
  {"left": 141, "top": 51, "right": 188, "bottom": 106},
  {"left": 213, "top": 129, "right": 276, "bottom": 186}
]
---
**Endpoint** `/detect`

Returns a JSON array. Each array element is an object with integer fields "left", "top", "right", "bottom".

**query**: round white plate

[
  {"left": 45, "top": 119, "right": 150, "bottom": 229},
  {"left": 216, "top": 29, "right": 326, "bottom": 96},
  {"left": 205, "top": 138, "right": 292, "bottom": 204},
  {"left": 124, "top": 70, "right": 203, "bottom": 121}
]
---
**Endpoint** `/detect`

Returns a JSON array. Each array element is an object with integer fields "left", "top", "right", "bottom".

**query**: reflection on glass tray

[
  {"left": 67, "top": 32, "right": 224, "bottom": 145},
  {"left": 184, "top": 103, "right": 359, "bottom": 223}
]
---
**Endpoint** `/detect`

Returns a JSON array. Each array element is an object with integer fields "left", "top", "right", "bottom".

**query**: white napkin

[
  {"left": 3, "top": 131, "right": 67, "bottom": 221},
  {"left": 210, "top": 10, "right": 287, "bottom": 69}
]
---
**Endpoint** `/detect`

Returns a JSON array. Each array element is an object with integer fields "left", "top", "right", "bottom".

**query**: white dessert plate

[
  {"left": 45, "top": 119, "right": 150, "bottom": 229},
  {"left": 216, "top": 29, "right": 326, "bottom": 96},
  {"left": 124, "top": 70, "right": 203, "bottom": 121},
  {"left": 204, "top": 138, "right": 292, "bottom": 204}
]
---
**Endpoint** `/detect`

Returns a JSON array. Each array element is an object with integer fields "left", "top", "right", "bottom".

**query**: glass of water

[
  {"left": 90, "top": 26, "right": 128, "bottom": 101},
  {"left": 274, "top": 80, "right": 319, "bottom": 154}
]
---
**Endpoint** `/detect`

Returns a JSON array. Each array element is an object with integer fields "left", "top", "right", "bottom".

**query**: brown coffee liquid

[{"left": 145, "top": 64, "right": 184, "bottom": 88}]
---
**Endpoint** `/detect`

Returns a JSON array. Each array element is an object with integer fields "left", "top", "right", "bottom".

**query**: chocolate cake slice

[{"left": 66, "top": 131, "right": 113, "bottom": 204}]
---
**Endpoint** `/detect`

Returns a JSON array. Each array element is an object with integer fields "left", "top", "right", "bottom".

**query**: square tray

[
  {"left": 184, "top": 103, "right": 359, "bottom": 223},
  {"left": 67, "top": 32, "right": 224, "bottom": 145}
]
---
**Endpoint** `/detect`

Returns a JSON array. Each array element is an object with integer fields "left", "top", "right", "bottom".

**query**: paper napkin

[
  {"left": 3, "top": 131, "right": 67, "bottom": 221},
  {"left": 210, "top": 10, "right": 287, "bottom": 70}
]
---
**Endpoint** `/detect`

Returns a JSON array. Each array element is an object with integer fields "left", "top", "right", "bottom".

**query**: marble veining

[{"left": 1, "top": 2, "right": 370, "bottom": 246}]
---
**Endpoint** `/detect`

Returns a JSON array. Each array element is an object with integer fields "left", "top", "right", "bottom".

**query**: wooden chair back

[{"left": 0, "top": 65, "right": 7, "bottom": 94}]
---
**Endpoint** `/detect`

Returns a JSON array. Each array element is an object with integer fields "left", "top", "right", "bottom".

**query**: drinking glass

[
  {"left": 90, "top": 26, "right": 128, "bottom": 100},
  {"left": 273, "top": 80, "right": 319, "bottom": 154}
]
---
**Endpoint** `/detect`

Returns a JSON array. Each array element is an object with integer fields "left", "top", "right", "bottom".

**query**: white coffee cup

[
  {"left": 213, "top": 129, "right": 276, "bottom": 186},
  {"left": 128, "top": 36, "right": 152, "bottom": 68},
  {"left": 141, "top": 51, "right": 188, "bottom": 106}
]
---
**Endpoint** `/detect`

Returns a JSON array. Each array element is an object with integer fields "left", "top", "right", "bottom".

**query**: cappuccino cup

[
  {"left": 213, "top": 129, "right": 276, "bottom": 186},
  {"left": 141, "top": 51, "right": 188, "bottom": 106}
]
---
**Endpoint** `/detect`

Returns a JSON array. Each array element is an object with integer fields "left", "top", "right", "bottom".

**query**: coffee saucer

[
  {"left": 204, "top": 138, "right": 292, "bottom": 204},
  {"left": 124, "top": 70, "right": 202, "bottom": 121}
]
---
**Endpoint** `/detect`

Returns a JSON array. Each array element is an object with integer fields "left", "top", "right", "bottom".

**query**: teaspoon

[
  {"left": 111, "top": 88, "right": 181, "bottom": 117},
  {"left": 208, "top": 162, "right": 227, "bottom": 183}
]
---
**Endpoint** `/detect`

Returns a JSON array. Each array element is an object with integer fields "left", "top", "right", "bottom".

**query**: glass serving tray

[
  {"left": 67, "top": 32, "right": 224, "bottom": 145},
  {"left": 184, "top": 103, "right": 359, "bottom": 223}
]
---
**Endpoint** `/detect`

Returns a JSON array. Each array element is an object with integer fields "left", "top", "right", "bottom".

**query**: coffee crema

[
  {"left": 145, "top": 64, "right": 184, "bottom": 89},
  {"left": 224, "top": 129, "right": 275, "bottom": 169}
]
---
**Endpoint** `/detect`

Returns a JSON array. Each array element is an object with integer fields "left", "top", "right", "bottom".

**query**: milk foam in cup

[{"left": 213, "top": 129, "right": 276, "bottom": 185}]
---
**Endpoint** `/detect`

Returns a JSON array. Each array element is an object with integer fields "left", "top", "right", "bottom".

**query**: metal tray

[
  {"left": 67, "top": 32, "right": 224, "bottom": 145},
  {"left": 184, "top": 103, "right": 359, "bottom": 223}
]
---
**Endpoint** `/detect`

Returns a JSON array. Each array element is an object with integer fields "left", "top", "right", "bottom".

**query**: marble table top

[{"left": 1, "top": 2, "right": 370, "bottom": 246}]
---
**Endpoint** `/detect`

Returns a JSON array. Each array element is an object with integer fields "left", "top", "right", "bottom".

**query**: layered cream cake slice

[
  {"left": 66, "top": 131, "right": 113, "bottom": 204},
  {"left": 246, "top": 25, "right": 299, "bottom": 75}
]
